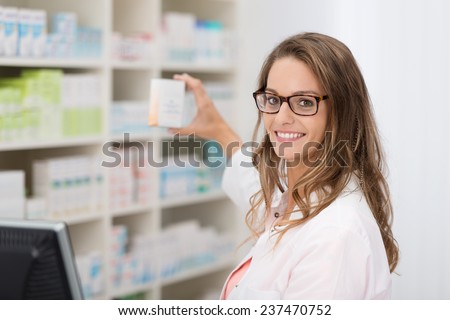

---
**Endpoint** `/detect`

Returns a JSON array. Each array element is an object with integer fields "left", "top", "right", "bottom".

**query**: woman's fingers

[
  {"left": 170, "top": 73, "right": 233, "bottom": 144},
  {"left": 173, "top": 73, "right": 211, "bottom": 110},
  {"left": 168, "top": 125, "right": 194, "bottom": 136}
]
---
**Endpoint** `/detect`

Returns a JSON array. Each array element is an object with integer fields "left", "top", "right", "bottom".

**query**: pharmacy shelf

[
  {"left": 108, "top": 190, "right": 229, "bottom": 219},
  {"left": 112, "top": 257, "right": 235, "bottom": 298},
  {"left": 0, "top": 0, "right": 239, "bottom": 301},
  {"left": 160, "top": 62, "right": 236, "bottom": 74},
  {"left": 109, "top": 133, "right": 158, "bottom": 142},
  {"left": 160, "top": 257, "right": 235, "bottom": 287},
  {"left": 110, "top": 281, "right": 157, "bottom": 299},
  {"left": 25, "top": 213, "right": 104, "bottom": 227},
  {"left": 110, "top": 257, "right": 234, "bottom": 299},
  {"left": 111, "top": 60, "right": 154, "bottom": 70},
  {"left": 64, "top": 213, "right": 105, "bottom": 225},
  {"left": 0, "top": 136, "right": 106, "bottom": 151},
  {"left": 0, "top": 57, "right": 104, "bottom": 69},
  {"left": 109, "top": 131, "right": 175, "bottom": 143},
  {"left": 111, "top": 204, "right": 155, "bottom": 218},
  {"left": 160, "top": 190, "right": 227, "bottom": 209}
]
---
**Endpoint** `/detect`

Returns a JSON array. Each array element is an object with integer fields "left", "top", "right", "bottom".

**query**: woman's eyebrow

[{"left": 265, "top": 87, "right": 321, "bottom": 95}]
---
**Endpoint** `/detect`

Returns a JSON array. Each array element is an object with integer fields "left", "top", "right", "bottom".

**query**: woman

[{"left": 171, "top": 32, "right": 399, "bottom": 299}]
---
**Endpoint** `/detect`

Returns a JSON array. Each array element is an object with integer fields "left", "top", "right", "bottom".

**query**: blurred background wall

[{"left": 237, "top": 0, "right": 450, "bottom": 299}]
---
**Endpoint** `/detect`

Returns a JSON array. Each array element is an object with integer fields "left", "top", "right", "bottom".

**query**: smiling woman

[
  {"left": 258, "top": 57, "right": 329, "bottom": 165},
  {"left": 170, "top": 32, "right": 399, "bottom": 300}
]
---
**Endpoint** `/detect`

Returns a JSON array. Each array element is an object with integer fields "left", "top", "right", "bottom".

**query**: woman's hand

[{"left": 170, "top": 73, "right": 242, "bottom": 157}]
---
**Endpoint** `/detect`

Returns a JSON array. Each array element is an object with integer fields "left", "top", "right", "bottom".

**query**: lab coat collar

[{"left": 271, "top": 174, "right": 361, "bottom": 222}]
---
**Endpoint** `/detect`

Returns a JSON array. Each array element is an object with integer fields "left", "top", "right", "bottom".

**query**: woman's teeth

[{"left": 276, "top": 132, "right": 305, "bottom": 139}]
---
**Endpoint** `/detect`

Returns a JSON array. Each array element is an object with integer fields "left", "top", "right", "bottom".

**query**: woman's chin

[{"left": 274, "top": 151, "right": 303, "bottom": 164}]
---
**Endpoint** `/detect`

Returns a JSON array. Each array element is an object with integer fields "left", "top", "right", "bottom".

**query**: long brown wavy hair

[{"left": 248, "top": 32, "right": 399, "bottom": 272}]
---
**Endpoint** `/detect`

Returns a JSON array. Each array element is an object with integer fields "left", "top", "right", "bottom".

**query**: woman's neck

[{"left": 286, "top": 163, "right": 308, "bottom": 212}]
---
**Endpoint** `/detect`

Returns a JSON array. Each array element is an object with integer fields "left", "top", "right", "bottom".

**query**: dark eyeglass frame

[{"left": 252, "top": 91, "right": 329, "bottom": 116}]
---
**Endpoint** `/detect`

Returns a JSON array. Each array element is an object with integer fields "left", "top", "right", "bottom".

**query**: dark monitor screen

[{"left": 0, "top": 219, "right": 84, "bottom": 299}]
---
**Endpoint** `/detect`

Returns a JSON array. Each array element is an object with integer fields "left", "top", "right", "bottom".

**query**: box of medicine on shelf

[
  {"left": 148, "top": 79, "right": 195, "bottom": 128},
  {"left": 76, "top": 251, "right": 104, "bottom": 299},
  {"left": 3, "top": 7, "right": 18, "bottom": 57},
  {"left": 0, "top": 170, "right": 25, "bottom": 219},
  {"left": 0, "top": 7, "right": 3, "bottom": 56}
]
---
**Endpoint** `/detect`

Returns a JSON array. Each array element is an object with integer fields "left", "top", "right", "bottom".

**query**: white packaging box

[
  {"left": 205, "top": 82, "right": 234, "bottom": 124},
  {"left": 68, "top": 156, "right": 90, "bottom": 215},
  {"left": 0, "top": 198, "right": 25, "bottom": 219},
  {"left": 0, "top": 170, "right": 25, "bottom": 219},
  {"left": 32, "top": 158, "right": 66, "bottom": 218},
  {"left": 52, "top": 12, "right": 77, "bottom": 42},
  {"left": 0, "top": 170, "right": 25, "bottom": 198},
  {"left": 88, "top": 251, "right": 104, "bottom": 296},
  {"left": 3, "top": 7, "right": 18, "bottom": 57},
  {"left": 163, "top": 12, "right": 196, "bottom": 62},
  {"left": 18, "top": 8, "right": 32, "bottom": 57},
  {"left": 31, "top": 9, "right": 47, "bottom": 57},
  {"left": 149, "top": 79, "right": 195, "bottom": 128},
  {"left": 76, "top": 251, "right": 104, "bottom": 299},
  {"left": 50, "top": 158, "right": 67, "bottom": 218},
  {"left": 169, "top": 220, "right": 201, "bottom": 270},
  {"left": 91, "top": 156, "right": 104, "bottom": 213},
  {"left": 0, "top": 7, "right": 4, "bottom": 56},
  {"left": 25, "top": 197, "right": 48, "bottom": 220},
  {"left": 131, "top": 234, "right": 158, "bottom": 283}
]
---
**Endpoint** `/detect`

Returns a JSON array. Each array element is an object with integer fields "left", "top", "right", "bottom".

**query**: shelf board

[
  {"left": 108, "top": 130, "right": 176, "bottom": 143},
  {"left": 0, "top": 136, "right": 105, "bottom": 151},
  {"left": 161, "top": 62, "right": 236, "bottom": 74},
  {"left": 161, "top": 189, "right": 227, "bottom": 209},
  {"left": 110, "top": 258, "right": 234, "bottom": 298},
  {"left": 64, "top": 213, "right": 105, "bottom": 225},
  {"left": 0, "top": 57, "right": 104, "bottom": 69},
  {"left": 26, "top": 213, "right": 104, "bottom": 226},
  {"left": 109, "top": 132, "right": 157, "bottom": 142},
  {"left": 161, "top": 257, "right": 234, "bottom": 287},
  {"left": 111, "top": 60, "right": 154, "bottom": 70},
  {"left": 90, "top": 294, "right": 109, "bottom": 300},
  {"left": 111, "top": 203, "right": 155, "bottom": 218},
  {"left": 110, "top": 281, "right": 157, "bottom": 299}
]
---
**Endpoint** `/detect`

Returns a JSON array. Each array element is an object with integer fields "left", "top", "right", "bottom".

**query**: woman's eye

[
  {"left": 298, "top": 98, "right": 314, "bottom": 107},
  {"left": 267, "top": 96, "right": 280, "bottom": 105}
]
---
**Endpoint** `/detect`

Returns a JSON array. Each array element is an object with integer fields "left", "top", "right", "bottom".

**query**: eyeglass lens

[{"left": 256, "top": 93, "right": 317, "bottom": 115}]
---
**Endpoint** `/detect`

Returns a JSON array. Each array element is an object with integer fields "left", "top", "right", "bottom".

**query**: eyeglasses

[{"left": 253, "top": 91, "right": 329, "bottom": 116}]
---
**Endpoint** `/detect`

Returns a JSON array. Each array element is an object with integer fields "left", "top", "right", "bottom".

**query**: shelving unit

[
  {"left": 0, "top": 0, "right": 240, "bottom": 300},
  {"left": 0, "top": 57, "right": 104, "bottom": 68},
  {"left": 0, "top": 136, "right": 105, "bottom": 151}
]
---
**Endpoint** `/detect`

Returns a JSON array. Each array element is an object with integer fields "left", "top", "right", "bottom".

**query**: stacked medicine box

[
  {"left": 0, "top": 170, "right": 25, "bottom": 219},
  {"left": 0, "top": 6, "right": 101, "bottom": 58}
]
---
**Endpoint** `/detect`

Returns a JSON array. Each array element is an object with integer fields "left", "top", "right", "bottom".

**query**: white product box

[
  {"left": 0, "top": 198, "right": 25, "bottom": 219},
  {"left": 18, "top": 8, "right": 32, "bottom": 57},
  {"left": 0, "top": 7, "right": 4, "bottom": 56},
  {"left": 3, "top": 7, "right": 18, "bottom": 57},
  {"left": 25, "top": 197, "right": 48, "bottom": 219},
  {"left": 0, "top": 170, "right": 25, "bottom": 219},
  {"left": 163, "top": 12, "right": 196, "bottom": 62},
  {"left": 52, "top": 12, "right": 77, "bottom": 41},
  {"left": 0, "top": 170, "right": 25, "bottom": 198},
  {"left": 30, "top": 9, "right": 47, "bottom": 57},
  {"left": 148, "top": 79, "right": 187, "bottom": 128}
]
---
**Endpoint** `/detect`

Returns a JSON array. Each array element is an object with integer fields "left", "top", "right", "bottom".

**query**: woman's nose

[{"left": 274, "top": 101, "right": 295, "bottom": 124}]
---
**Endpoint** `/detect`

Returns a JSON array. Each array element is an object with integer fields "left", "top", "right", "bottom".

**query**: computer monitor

[{"left": 0, "top": 218, "right": 84, "bottom": 299}]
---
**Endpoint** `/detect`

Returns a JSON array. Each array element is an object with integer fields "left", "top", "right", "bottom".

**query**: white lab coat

[{"left": 220, "top": 149, "right": 391, "bottom": 299}]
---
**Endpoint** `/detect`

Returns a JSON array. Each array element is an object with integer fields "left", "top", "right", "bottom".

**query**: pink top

[{"left": 221, "top": 258, "right": 252, "bottom": 299}]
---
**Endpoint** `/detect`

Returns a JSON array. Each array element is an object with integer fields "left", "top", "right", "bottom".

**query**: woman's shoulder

[{"left": 293, "top": 179, "right": 382, "bottom": 249}]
